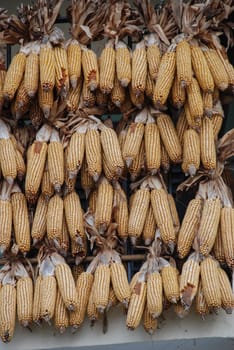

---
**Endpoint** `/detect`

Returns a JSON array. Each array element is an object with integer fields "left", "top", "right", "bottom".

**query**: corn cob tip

[
  {"left": 71, "top": 78, "right": 78, "bottom": 90},
  {"left": 54, "top": 184, "right": 62, "bottom": 193},
  {"left": 126, "top": 158, "right": 133, "bottom": 168},
  {"left": 58, "top": 326, "right": 66, "bottom": 334},
  {"left": 42, "top": 106, "right": 50, "bottom": 119},
  {"left": 188, "top": 165, "right": 197, "bottom": 177},
  {"left": 5, "top": 176, "right": 14, "bottom": 186},
  {"left": 145, "top": 238, "right": 152, "bottom": 246},
  {"left": 0, "top": 245, "right": 6, "bottom": 255},
  {"left": 120, "top": 79, "right": 129, "bottom": 88}
]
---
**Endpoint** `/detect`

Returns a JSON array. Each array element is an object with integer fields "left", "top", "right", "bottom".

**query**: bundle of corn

[
  {"left": 126, "top": 236, "right": 180, "bottom": 333},
  {"left": 0, "top": 259, "right": 34, "bottom": 343},
  {"left": 128, "top": 175, "right": 179, "bottom": 249},
  {"left": 83, "top": 213, "right": 130, "bottom": 323}
]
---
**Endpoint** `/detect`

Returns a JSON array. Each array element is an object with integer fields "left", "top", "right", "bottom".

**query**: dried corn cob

[
  {"left": 147, "top": 271, "right": 163, "bottom": 318},
  {"left": 220, "top": 207, "right": 234, "bottom": 268},
  {"left": 3, "top": 51, "right": 26, "bottom": 100},
  {"left": 168, "top": 194, "right": 180, "bottom": 235},
  {"left": 48, "top": 129, "right": 64, "bottom": 192},
  {"left": 85, "top": 127, "right": 102, "bottom": 181},
  {"left": 161, "top": 264, "right": 180, "bottom": 304},
  {"left": 171, "top": 75, "right": 186, "bottom": 108},
  {"left": 153, "top": 46, "right": 176, "bottom": 106},
  {"left": 15, "top": 79, "right": 31, "bottom": 119},
  {"left": 176, "top": 40, "right": 192, "bottom": 87},
  {"left": 47, "top": 194, "right": 63, "bottom": 245},
  {"left": 11, "top": 187, "right": 30, "bottom": 255},
  {"left": 24, "top": 49, "right": 39, "bottom": 97},
  {"left": 122, "top": 121, "right": 145, "bottom": 167},
  {"left": 182, "top": 129, "right": 200, "bottom": 176},
  {"left": 81, "top": 157, "right": 94, "bottom": 198},
  {"left": 203, "top": 92, "right": 213, "bottom": 117},
  {"left": 40, "top": 275, "right": 57, "bottom": 322},
  {"left": 88, "top": 189, "right": 98, "bottom": 214},
  {"left": 145, "top": 117, "right": 161, "bottom": 174},
  {"left": 82, "top": 48, "right": 99, "bottom": 91},
  {"left": 66, "top": 127, "right": 86, "bottom": 179},
  {"left": 161, "top": 143, "right": 170, "bottom": 173},
  {"left": 82, "top": 80, "right": 96, "bottom": 107},
  {"left": 129, "top": 86, "right": 144, "bottom": 108},
  {"left": 0, "top": 282, "right": 16, "bottom": 343},
  {"left": 143, "top": 306, "right": 157, "bottom": 335},
  {"left": 54, "top": 290, "right": 69, "bottom": 334},
  {"left": 218, "top": 267, "right": 233, "bottom": 314},
  {"left": 129, "top": 140, "right": 144, "bottom": 181},
  {"left": 39, "top": 42, "right": 55, "bottom": 91},
  {"left": 16, "top": 275, "right": 33, "bottom": 327},
  {"left": 0, "top": 182, "right": 12, "bottom": 254},
  {"left": 186, "top": 77, "right": 203, "bottom": 126},
  {"left": 157, "top": 114, "right": 182, "bottom": 163},
  {"left": 143, "top": 205, "right": 156, "bottom": 246},
  {"left": 196, "top": 281, "right": 209, "bottom": 318},
  {"left": 67, "top": 40, "right": 81, "bottom": 89},
  {"left": 93, "top": 264, "right": 110, "bottom": 313},
  {"left": 110, "top": 261, "right": 130, "bottom": 308},
  {"left": 32, "top": 275, "right": 42, "bottom": 325},
  {"left": 99, "top": 41, "right": 115, "bottom": 94},
  {"left": 145, "top": 73, "right": 154, "bottom": 99},
  {"left": 54, "top": 46, "right": 69, "bottom": 96},
  {"left": 113, "top": 183, "right": 128, "bottom": 240},
  {"left": 191, "top": 45, "right": 214, "bottom": 93},
  {"left": 213, "top": 227, "right": 225, "bottom": 265},
  {"left": 41, "top": 166, "right": 54, "bottom": 199},
  {"left": 38, "top": 85, "right": 54, "bottom": 118},
  {"left": 29, "top": 99, "right": 43, "bottom": 129},
  {"left": 200, "top": 117, "right": 216, "bottom": 171},
  {"left": 201, "top": 257, "right": 221, "bottom": 311},
  {"left": 87, "top": 284, "right": 98, "bottom": 323},
  {"left": 131, "top": 41, "right": 147, "bottom": 95},
  {"left": 95, "top": 177, "right": 113, "bottom": 234},
  {"left": 15, "top": 149, "right": 26, "bottom": 180},
  {"left": 31, "top": 195, "right": 48, "bottom": 245},
  {"left": 177, "top": 198, "right": 202, "bottom": 259},
  {"left": 198, "top": 198, "right": 221, "bottom": 256},
  {"left": 66, "top": 79, "right": 83, "bottom": 112},
  {"left": 180, "top": 253, "right": 200, "bottom": 308},
  {"left": 111, "top": 74, "right": 125, "bottom": 107},
  {"left": 64, "top": 191, "right": 84, "bottom": 244},
  {"left": 203, "top": 49, "right": 229, "bottom": 91},
  {"left": 145, "top": 35, "right": 161, "bottom": 81},
  {"left": 176, "top": 109, "right": 189, "bottom": 145},
  {"left": 128, "top": 188, "right": 150, "bottom": 245},
  {"left": 115, "top": 41, "right": 131, "bottom": 87}
]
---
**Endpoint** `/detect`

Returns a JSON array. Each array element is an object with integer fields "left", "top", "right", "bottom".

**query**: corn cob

[
  {"left": 143, "top": 306, "right": 157, "bottom": 335},
  {"left": 182, "top": 129, "right": 200, "bottom": 176},
  {"left": 100, "top": 126, "right": 124, "bottom": 177},
  {"left": 25, "top": 141, "right": 48, "bottom": 203},
  {"left": 113, "top": 184, "right": 128, "bottom": 240},
  {"left": 17, "top": 276, "right": 33, "bottom": 327},
  {"left": 151, "top": 189, "right": 176, "bottom": 249},
  {"left": 99, "top": 42, "right": 115, "bottom": 94},
  {"left": 111, "top": 74, "right": 125, "bottom": 107},
  {"left": 64, "top": 191, "right": 84, "bottom": 244},
  {"left": 54, "top": 290, "right": 69, "bottom": 334},
  {"left": 107, "top": 287, "right": 118, "bottom": 310},
  {"left": 203, "top": 92, "right": 213, "bottom": 117},
  {"left": 71, "top": 236, "right": 87, "bottom": 263},
  {"left": 41, "top": 166, "right": 54, "bottom": 199},
  {"left": 87, "top": 284, "right": 98, "bottom": 322},
  {"left": 54, "top": 46, "right": 69, "bottom": 96},
  {"left": 3, "top": 51, "right": 26, "bottom": 100},
  {"left": 47, "top": 194, "right": 63, "bottom": 245},
  {"left": 115, "top": 41, "right": 131, "bottom": 87},
  {"left": 128, "top": 188, "right": 150, "bottom": 245},
  {"left": 67, "top": 40, "right": 81, "bottom": 89},
  {"left": 180, "top": 254, "right": 200, "bottom": 308},
  {"left": 131, "top": 41, "right": 147, "bottom": 95},
  {"left": 176, "top": 109, "right": 189, "bottom": 145},
  {"left": 66, "top": 79, "right": 83, "bottom": 112},
  {"left": 82, "top": 48, "right": 99, "bottom": 91},
  {"left": 143, "top": 205, "right": 156, "bottom": 246},
  {"left": 145, "top": 119, "right": 161, "bottom": 174},
  {"left": 31, "top": 195, "right": 48, "bottom": 245},
  {"left": 48, "top": 130, "right": 64, "bottom": 192},
  {"left": 88, "top": 189, "right": 98, "bottom": 214},
  {"left": 54, "top": 262, "right": 78, "bottom": 311},
  {"left": 103, "top": 151, "right": 118, "bottom": 181},
  {"left": 200, "top": 257, "right": 221, "bottom": 311},
  {"left": 93, "top": 264, "right": 110, "bottom": 313},
  {"left": 110, "top": 261, "right": 130, "bottom": 308},
  {"left": 60, "top": 218, "right": 70, "bottom": 255},
  {"left": 186, "top": 77, "right": 203, "bottom": 125},
  {"left": 32, "top": 276, "right": 42, "bottom": 325},
  {"left": 203, "top": 49, "right": 229, "bottom": 91},
  {"left": 38, "top": 85, "right": 54, "bottom": 118},
  {"left": 198, "top": 198, "right": 221, "bottom": 256},
  {"left": 0, "top": 182, "right": 12, "bottom": 254},
  {"left": 122, "top": 122, "right": 145, "bottom": 167},
  {"left": 184, "top": 102, "right": 200, "bottom": 130},
  {"left": 218, "top": 267, "right": 233, "bottom": 314},
  {"left": 39, "top": 42, "right": 55, "bottom": 91},
  {"left": 81, "top": 157, "right": 94, "bottom": 198},
  {"left": 95, "top": 177, "right": 113, "bottom": 234},
  {"left": 82, "top": 80, "right": 96, "bottom": 107},
  {"left": 161, "top": 143, "right": 170, "bottom": 173},
  {"left": 40, "top": 275, "right": 57, "bottom": 322},
  {"left": 11, "top": 190, "right": 30, "bottom": 255},
  {"left": 126, "top": 274, "right": 146, "bottom": 330},
  {"left": 168, "top": 194, "right": 180, "bottom": 235},
  {"left": 200, "top": 117, "right": 216, "bottom": 170},
  {"left": 157, "top": 114, "right": 182, "bottom": 163},
  {"left": 211, "top": 113, "right": 224, "bottom": 140},
  {"left": 129, "top": 140, "right": 144, "bottom": 181},
  {"left": 171, "top": 75, "right": 186, "bottom": 108},
  {"left": 161, "top": 265, "right": 180, "bottom": 304},
  {"left": 0, "top": 284, "right": 16, "bottom": 343},
  {"left": 196, "top": 281, "right": 209, "bottom": 318},
  {"left": 147, "top": 271, "right": 163, "bottom": 318},
  {"left": 177, "top": 198, "right": 202, "bottom": 259},
  {"left": 15, "top": 79, "right": 31, "bottom": 119},
  {"left": 153, "top": 47, "right": 176, "bottom": 106},
  {"left": 72, "top": 265, "right": 84, "bottom": 283},
  {"left": 0, "top": 138, "right": 17, "bottom": 184},
  {"left": 15, "top": 149, "right": 26, "bottom": 180},
  {"left": 70, "top": 271, "right": 93, "bottom": 330},
  {"left": 146, "top": 35, "right": 161, "bottom": 81},
  {"left": 213, "top": 227, "right": 225, "bottom": 265},
  {"left": 220, "top": 207, "right": 234, "bottom": 268},
  {"left": 85, "top": 128, "right": 102, "bottom": 181},
  {"left": 66, "top": 128, "right": 86, "bottom": 179},
  {"left": 176, "top": 40, "right": 192, "bottom": 87},
  {"left": 24, "top": 51, "right": 39, "bottom": 97},
  {"left": 29, "top": 99, "right": 43, "bottom": 129},
  {"left": 145, "top": 73, "right": 154, "bottom": 99},
  {"left": 191, "top": 45, "right": 214, "bottom": 93}
]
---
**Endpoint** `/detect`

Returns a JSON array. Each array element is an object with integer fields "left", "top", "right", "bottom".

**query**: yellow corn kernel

[
  {"left": 67, "top": 41, "right": 81, "bottom": 89},
  {"left": 182, "top": 129, "right": 200, "bottom": 176},
  {"left": 186, "top": 77, "right": 203, "bottom": 123},
  {"left": 3, "top": 52, "right": 26, "bottom": 100},
  {"left": 191, "top": 45, "right": 214, "bottom": 93},
  {"left": 82, "top": 48, "right": 99, "bottom": 91},
  {"left": 131, "top": 41, "right": 147, "bottom": 95},
  {"left": 176, "top": 40, "right": 192, "bottom": 87},
  {"left": 99, "top": 45, "right": 115, "bottom": 94},
  {"left": 203, "top": 49, "right": 229, "bottom": 91},
  {"left": 24, "top": 52, "right": 39, "bottom": 97},
  {"left": 39, "top": 44, "right": 55, "bottom": 91},
  {"left": 66, "top": 130, "right": 85, "bottom": 178}
]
